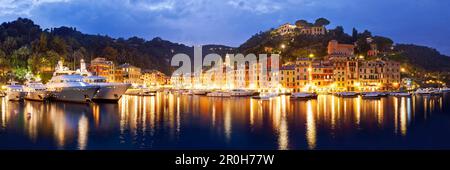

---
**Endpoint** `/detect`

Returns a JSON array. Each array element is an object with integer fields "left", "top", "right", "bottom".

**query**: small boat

[
  {"left": 290, "top": 92, "right": 317, "bottom": 100},
  {"left": 335, "top": 92, "right": 359, "bottom": 98},
  {"left": 390, "top": 92, "right": 411, "bottom": 97},
  {"left": 6, "top": 84, "right": 26, "bottom": 101},
  {"left": 379, "top": 92, "right": 389, "bottom": 97},
  {"left": 24, "top": 81, "right": 51, "bottom": 101},
  {"left": 415, "top": 88, "right": 442, "bottom": 96},
  {"left": 139, "top": 89, "right": 156, "bottom": 96},
  {"left": 251, "top": 92, "right": 278, "bottom": 100},
  {"left": 230, "top": 89, "right": 255, "bottom": 97},
  {"left": 440, "top": 87, "right": 450, "bottom": 93},
  {"left": 207, "top": 91, "right": 231, "bottom": 97},
  {"left": 182, "top": 90, "right": 194, "bottom": 95},
  {"left": 193, "top": 89, "right": 208, "bottom": 95},
  {"left": 361, "top": 92, "right": 381, "bottom": 99}
]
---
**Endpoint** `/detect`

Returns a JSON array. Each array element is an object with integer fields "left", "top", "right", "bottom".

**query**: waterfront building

[
  {"left": 89, "top": 57, "right": 123, "bottom": 82},
  {"left": 292, "top": 57, "right": 312, "bottom": 92},
  {"left": 280, "top": 64, "right": 296, "bottom": 89},
  {"left": 280, "top": 40, "right": 401, "bottom": 92},
  {"left": 141, "top": 69, "right": 168, "bottom": 87},
  {"left": 119, "top": 63, "right": 142, "bottom": 85}
]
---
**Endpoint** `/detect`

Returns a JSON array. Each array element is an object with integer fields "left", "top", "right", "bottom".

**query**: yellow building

[
  {"left": 280, "top": 65, "right": 296, "bottom": 89},
  {"left": 119, "top": 63, "right": 142, "bottom": 85},
  {"left": 89, "top": 57, "right": 123, "bottom": 82},
  {"left": 141, "top": 70, "right": 168, "bottom": 87}
]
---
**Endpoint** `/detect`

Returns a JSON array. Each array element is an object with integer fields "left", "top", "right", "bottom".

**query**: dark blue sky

[{"left": 1, "top": 0, "right": 449, "bottom": 55}]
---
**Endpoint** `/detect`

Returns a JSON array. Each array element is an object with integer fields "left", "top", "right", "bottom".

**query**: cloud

[
  {"left": 0, "top": 0, "right": 71, "bottom": 16},
  {"left": 227, "top": 0, "right": 282, "bottom": 14},
  {"left": 127, "top": 0, "right": 175, "bottom": 11}
]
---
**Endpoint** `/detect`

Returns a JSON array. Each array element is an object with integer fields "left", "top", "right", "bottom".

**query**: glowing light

[{"left": 306, "top": 101, "right": 316, "bottom": 150}]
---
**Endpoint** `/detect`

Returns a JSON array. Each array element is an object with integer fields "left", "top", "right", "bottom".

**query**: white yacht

[
  {"left": 193, "top": 89, "right": 208, "bottom": 95},
  {"left": 6, "top": 84, "right": 26, "bottom": 101},
  {"left": 361, "top": 92, "right": 382, "bottom": 99},
  {"left": 207, "top": 90, "right": 231, "bottom": 97},
  {"left": 24, "top": 81, "right": 51, "bottom": 101},
  {"left": 251, "top": 92, "right": 278, "bottom": 100},
  {"left": 335, "top": 92, "right": 359, "bottom": 98},
  {"left": 46, "top": 60, "right": 100, "bottom": 103},
  {"left": 77, "top": 59, "right": 131, "bottom": 101},
  {"left": 46, "top": 74, "right": 100, "bottom": 103},
  {"left": 290, "top": 92, "right": 318, "bottom": 100},
  {"left": 390, "top": 92, "right": 411, "bottom": 97},
  {"left": 415, "top": 88, "right": 442, "bottom": 96},
  {"left": 83, "top": 76, "right": 131, "bottom": 101}
]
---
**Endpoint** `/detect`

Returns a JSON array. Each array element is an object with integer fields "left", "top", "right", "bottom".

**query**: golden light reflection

[
  {"left": 278, "top": 96, "right": 289, "bottom": 150},
  {"left": 355, "top": 97, "right": 361, "bottom": 127},
  {"left": 306, "top": 100, "right": 316, "bottom": 150},
  {"left": 1, "top": 98, "right": 6, "bottom": 128},
  {"left": 331, "top": 95, "right": 336, "bottom": 130},
  {"left": 249, "top": 99, "right": 254, "bottom": 126},
  {"left": 24, "top": 102, "right": 38, "bottom": 141},
  {"left": 394, "top": 97, "right": 398, "bottom": 134},
  {"left": 78, "top": 115, "right": 88, "bottom": 150},
  {"left": 224, "top": 100, "right": 232, "bottom": 142},
  {"left": 400, "top": 97, "right": 407, "bottom": 136},
  {"left": 377, "top": 99, "right": 384, "bottom": 127}
]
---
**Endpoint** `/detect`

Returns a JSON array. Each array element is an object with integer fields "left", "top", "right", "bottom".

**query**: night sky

[{"left": 1, "top": 0, "right": 449, "bottom": 55}]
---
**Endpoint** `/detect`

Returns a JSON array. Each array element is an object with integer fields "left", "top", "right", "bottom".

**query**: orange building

[{"left": 327, "top": 40, "right": 355, "bottom": 56}]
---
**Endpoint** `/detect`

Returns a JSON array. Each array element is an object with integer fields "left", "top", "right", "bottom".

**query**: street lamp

[
  {"left": 309, "top": 53, "right": 314, "bottom": 58},
  {"left": 359, "top": 55, "right": 364, "bottom": 59},
  {"left": 401, "top": 68, "right": 406, "bottom": 72},
  {"left": 281, "top": 44, "right": 286, "bottom": 49}
]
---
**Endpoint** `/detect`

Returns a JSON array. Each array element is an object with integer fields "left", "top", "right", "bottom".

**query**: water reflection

[{"left": 0, "top": 93, "right": 448, "bottom": 150}]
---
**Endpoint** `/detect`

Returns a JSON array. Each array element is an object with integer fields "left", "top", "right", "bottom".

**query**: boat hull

[
  {"left": 7, "top": 91, "right": 26, "bottom": 101},
  {"left": 49, "top": 86, "right": 99, "bottom": 103},
  {"left": 24, "top": 91, "right": 51, "bottom": 101},
  {"left": 92, "top": 83, "right": 131, "bottom": 102}
]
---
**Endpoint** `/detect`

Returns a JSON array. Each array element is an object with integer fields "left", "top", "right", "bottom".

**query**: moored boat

[
  {"left": 361, "top": 92, "right": 382, "bottom": 99},
  {"left": 415, "top": 88, "right": 442, "bottom": 96},
  {"left": 390, "top": 92, "right": 412, "bottom": 97},
  {"left": 24, "top": 81, "right": 51, "bottom": 101},
  {"left": 229, "top": 89, "right": 255, "bottom": 97},
  {"left": 193, "top": 89, "right": 208, "bottom": 95},
  {"left": 207, "top": 90, "right": 231, "bottom": 97},
  {"left": 290, "top": 92, "right": 318, "bottom": 100},
  {"left": 46, "top": 75, "right": 100, "bottom": 103},
  {"left": 251, "top": 92, "right": 278, "bottom": 100},
  {"left": 6, "top": 84, "right": 26, "bottom": 101},
  {"left": 335, "top": 92, "right": 359, "bottom": 98}
]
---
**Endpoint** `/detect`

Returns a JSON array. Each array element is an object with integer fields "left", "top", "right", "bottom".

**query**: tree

[
  {"left": 295, "top": 20, "right": 311, "bottom": 27},
  {"left": 352, "top": 28, "right": 358, "bottom": 41},
  {"left": 102, "top": 46, "right": 119, "bottom": 62},
  {"left": 50, "top": 36, "right": 67, "bottom": 57},
  {"left": 314, "top": 18, "right": 330, "bottom": 26},
  {"left": 11, "top": 46, "right": 31, "bottom": 68}
]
